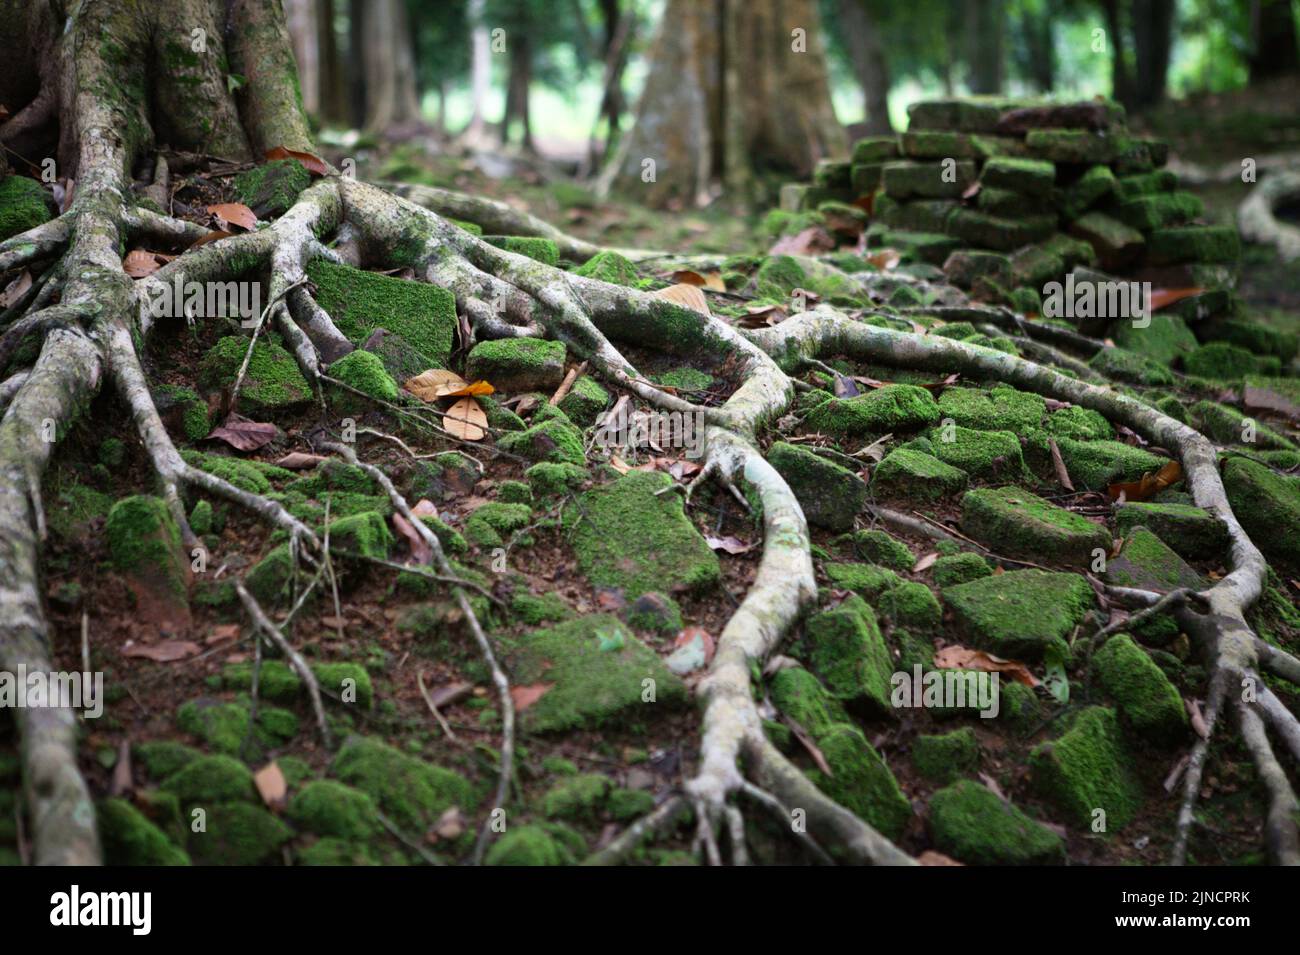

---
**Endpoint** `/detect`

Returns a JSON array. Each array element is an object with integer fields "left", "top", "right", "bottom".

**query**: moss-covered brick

[
  {"left": 1184, "top": 342, "right": 1261, "bottom": 381},
  {"left": 307, "top": 259, "right": 456, "bottom": 369},
  {"left": 1105, "top": 527, "right": 1205, "bottom": 591},
  {"left": 105, "top": 494, "right": 188, "bottom": 620},
  {"left": 851, "top": 162, "right": 885, "bottom": 195},
  {"left": 907, "top": 98, "right": 1006, "bottom": 132},
  {"left": 880, "top": 198, "right": 961, "bottom": 234},
  {"left": 834, "top": 528, "right": 915, "bottom": 572},
  {"left": 1202, "top": 319, "right": 1298, "bottom": 361},
  {"left": 198, "top": 335, "right": 311, "bottom": 413},
  {"left": 1069, "top": 212, "right": 1145, "bottom": 268},
  {"left": 767, "top": 441, "right": 866, "bottom": 532},
  {"left": 325, "top": 510, "right": 393, "bottom": 561},
  {"left": 1116, "top": 191, "right": 1203, "bottom": 231},
  {"left": 1113, "top": 502, "right": 1229, "bottom": 560},
  {"left": 526, "top": 461, "right": 588, "bottom": 497},
  {"left": 878, "top": 229, "right": 963, "bottom": 265},
  {"left": 0, "top": 174, "right": 53, "bottom": 241},
  {"left": 927, "top": 425, "right": 1025, "bottom": 480},
  {"left": 404, "top": 451, "right": 480, "bottom": 502},
  {"left": 331, "top": 736, "right": 472, "bottom": 832},
  {"left": 162, "top": 754, "right": 257, "bottom": 805},
  {"left": 464, "top": 501, "right": 532, "bottom": 548},
  {"left": 1024, "top": 128, "right": 1122, "bottom": 162},
  {"left": 1029, "top": 706, "right": 1142, "bottom": 830},
  {"left": 807, "top": 723, "right": 912, "bottom": 841},
  {"left": 912, "top": 727, "right": 979, "bottom": 784},
  {"left": 485, "top": 824, "right": 578, "bottom": 865},
  {"left": 287, "top": 780, "right": 381, "bottom": 838},
  {"left": 356, "top": 327, "right": 425, "bottom": 384},
  {"left": 623, "top": 591, "right": 681, "bottom": 635},
  {"left": 900, "top": 130, "right": 979, "bottom": 159},
  {"left": 944, "top": 569, "right": 1094, "bottom": 659},
  {"left": 938, "top": 385, "right": 1047, "bottom": 433},
  {"left": 1009, "top": 245, "right": 1065, "bottom": 287},
  {"left": 557, "top": 375, "right": 610, "bottom": 426},
  {"left": 567, "top": 469, "right": 719, "bottom": 596},
  {"left": 946, "top": 209, "right": 1055, "bottom": 251},
  {"left": 152, "top": 383, "right": 212, "bottom": 442},
  {"left": 1094, "top": 634, "right": 1188, "bottom": 744},
  {"left": 1052, "top": 437, "right": 1167, "bottom": 490},
  {"left": 500, "top": 614, "right": 688, "bottom": 732},
  {"left": 928, "top": 780, "right": 1064, "bottom": 865},
  {"left": 769, "top": 666, "right": 849, "bottom": 740},
  {"left": 961, "top": 486, "right": 1110, "bottom": 564},
  {"left": 881, "top": 160, "right": 976, "bottom": 199},
  {"left": 804, "top": 384, "right": 940, "bottom": 439},
  {"left": 1044, "top": 405, "right": 1114, "bottom": 442},
  {"left": 1145, "top": 225, "right": 1240, "bottom": 265},
  {"left": 187, "top": 803, "right": 292, "bottom": 865},
  {"left": 465, "top": 338, "right": 566, "bottom": 392},
  {"left": 222, "top": 659, "right": 374, "bottom": 709},
  {"left": 1223, "top": 456, "right": 1300, "bottom": 567},
  {"left": 805, "top": 597, "right": 894, "bottom": 714},
  {"left": 1056, "top": 164, "right": 1117, "bottom": 219},
  {"left": 981, "top": 156, "right": 1056, "bottom": 196},
  {"left": 822, "top": 562, "right": 901, "bottom": 600},
  {"left": 135, "top": 740, "right": 202, "bottom": 780},
  {"left": 852, "top": 136, "right": 899, "bottom": 163},
  {"left": 978, "top": 186, "right": 1051, "bottom": 217},
  {"left": 1115, "top": 169, "right": 1177, "bottom": 200},
  {"left": 498, "top": 417, "right": 586, "bottom": 466},
  {"left": 232, "top": 159, "right": 310, "bottom": 218},
  {"left": 870, "top": 448, "right": 968, "bottom": 500},
  {"left": 1112, "top": 313, "right": 1198, "bottom": 367},
  {"left": 879, "top": 581, "right": 943, "bottom": 631},
  {"left": 571, "top": 250, "right": 639, "bottom": 286},
  {"left": 1041, "top": 231, "right": 1098, "bottom": 270},
  {"left": 176, "top": 698, "right": 297, "bottom": 756},
  {"left": 931, "top": 552, "right": 992, "bottom": 589},
  {"left": 942, "top": 249, "right": 1012, "bottom": 289},
  {"left": 327, "top": 349, "right": 399, "bottom": 412},
  {"left": 541, "top": 774, "right": 611, "bottom": 822},
  {"left": 97, "top": 799, "right": 190, "bottom": 866},
  {"left": 1087, "top": 346, "right": 1175, "bottom": 387}
]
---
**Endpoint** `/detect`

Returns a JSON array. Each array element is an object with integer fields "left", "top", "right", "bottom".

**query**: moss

[
  {"left": 289, "top": 459, "right": 380, "bottom": 497},
  {"left": 308, "top": 260, "right": 456, "bottom": 369},
  {"left": 769, "top": 666, "right": 849, "bottom": 740},
  {"left": 912, "top": 727, "right": 979, "bottom": 784},
  {"left": 188, "top": 803, "right": 292, "bottom": 865},
  {"left": 485, "top": 824, "right": 577, "bottom": 866},
  {"left": 607, "top": 788, "right": 655, "bottom": 821},
  {"left": 1088, "top": 347, "right": 1174, "bottom": 387},
  {"left": 465, "top": 501, "right": 532, "bottom": 548},
  {"left": 870, "top": 448, "right": 968, "bottom": 500},
  {"left": 1044, "top": 405, "right": 1114, "bottom": 441},
  {"left": 1223, "top": 456, "right": 1300, "bottom": 567},
  {"left": 223, "top": 659, "right": 374, "bottom": 709},
  {"left": 1113, "top": 502, "right": 1229, "bottom": 561},
  {"left": 767, "top": 441, "right": 867, "bottom": 532},
  {"left": 161, "top": 755, "right": 257, "bottom": 805},
  {"left": 245, "top": 543, "right": 301, "bottom": 603},
  {"left": 1145, "top": 225, "right": 1240, "bottom": 266},
  {"left": 331, "top": 736, "right": 473, "bottom": 833},
  {"left": 624, "top": 591, "right": 682, "bottom": 635},
  {"left": 927, "top": 426, "right": 1026, "bottom": 480},
  {"left": 805, "top": 598, "right": 894, "bottom": 714},
  {"left": 834, "top": 528, "right": 915, "bottom": 572},
  {"left": 182, "top": 450, "right": 292, "bottom": 494},
  {"left": 557, "top": 375, "right": 610, "bottom": 426},
  {"left": 97, "top": 799, "right": 189, "bottom": 866},
  {"left": 1052, "top": 437, "right": 1167, "bottom": 491},
  {"left": 937, "top": 385, "right": 1046, "bottom": 432},
  {"left": 541, "top": 774, "right": 610, "bottom": 821},
  {"left": 232, "top": 159, "right": 310, "bottom": 218},
  {"left": 327, "top": 349, "right": 398, "bottom": 411},
  {"left": 879, "top": 581, "right": 943, "bottom": 631},
  {"left": 571, "top": 250, "right": 639, "bottom": 286},
  {"left": 405, "top": 451, "right": 481, "bottom": 501},
  {"left": 961, "top": 486, "right": 1110, "bottom": 564},
  {"left": 753, "top": 255, "right": 809, "bottom": 300},
  {"left": 135, "top": 740, "right": 202, "bottom": 780},
  {"left": 287, "top": 780, "right": 381, "bottom": 838},
  {"left": 486, "top": 235, "right": 560, "bottom": 265},
  {"left": 188, "top": 499, "right": 214, "bottom": 536},
  {"left": 1205, "top": 319, "right": 1298, "bottom": 360},
  {"left": 567, "top": 470, "right": 719, "bottom": 597},
  {"left": 805, "top": 384, "right": 941, "bottom": 438},
  {"left": 807, "top": 723, "right": 912, "bottom": 841},
  {"left": 176, "top": 698, "right": 297, "bottom": 756},
  {"left": 1105, "top": 527, "right": 1204, "bottom": 591},
  {"left": 943, "top": 569, "right": 1094, "bottom": 659},
  {"left": 822, "top": 562, "right": 900, "bottom": 600},
  {"left": 1193, "top": 400, "right": 1295, "bottom": 451},
  {"left": 1185, "top": 342, "right": 1260, "bottom": 381},
  {"left": 498, "top": 418, "right": 586, "bottom": 466},
  {"left": 465, "top": 338, "right": 566, "bottom": 392},
  {"left": 928, "top": 780, "right": 1064, "bottom": 865},
  {"left": 1094, "top": 634, "right": 1188, "bottom": 744},
  {"left": 511, "top": 591, "right": 574, "bottom": 625},
  {"left": 931, "top": 553, "right": 992, "bottom": 589},
  {"left": 1029, "top": 707, "right": 1142, "bottom": 830},
  {"left": 326, "top": 511, "right": 394, "bottom": 561},
  {"left": 105, "top": 494, "right": 187, "bottom": 599},
  {"left": 497, "top": 480, "right": 532, "bottom": 505},
  {"left": 0, "top": 174, "right": 52, "bottom": 240},
  {"left": 499, "top": 614, "right": 688, "bottom": 733},
  {"left": 297, "top": 838, "right": 381, "bottom": 866},
  {"left": 197, "top": 336, "right": 312, "bottom": 413}
]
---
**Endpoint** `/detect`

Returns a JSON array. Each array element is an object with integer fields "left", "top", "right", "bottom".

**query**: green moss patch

[
  {"left": 768, "top": 441, "right": 867, "bottom": 531},
  {"left": 871, "top": 448, "right": 968, "bottom": 500},
  {"left": 331, "top": 736, "right": 473, "bottom": 833},
  {"left": 198, "top": 336, "right": 311, "bottom": 413},
  {"left": 465, "top": 338, "right": 566, "bottom": 392},
  {"left": 1113, "top": 501, "right": 1228, "bottom": 561},
  {"left": 961, "top": 486, "right": 1110, "bottom": 564},
  {"left": 1104, "top": 527, "right": 1204, "bottom": 591},
  {"left": 928, "top": 780, "right": 1064, "bottom": 865},
  {"left": 804, "top": 384, "right": 941, "bottom": 438},
  {"left": 1094, "top": 634, "right": 1188, "bottom": 744},
  {"left": 944, "top": 569, "right": 1094, "bottom": 659},
  {"left": 805, "top": 597, "right": 894, "bottom": 715},
  {"left": 1029, "top": 707, "right": 1142, "bottom": 830}
]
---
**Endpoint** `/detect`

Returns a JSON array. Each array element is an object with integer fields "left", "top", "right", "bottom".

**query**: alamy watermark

[
  {"left": 593, "top": 402, "right": 706, "bottom": 459},
  {"left": 890, "top": 665, "right": 1000, "bottom": 718},
  {"left": 0, "top": 666, "right": 104, "bottom": 718},
  {"left": 1042, "top": 274, "right": 1152, "bottom": 328},
  {"left": 143, "top": 276, "right": 261, "bottom": 325}
]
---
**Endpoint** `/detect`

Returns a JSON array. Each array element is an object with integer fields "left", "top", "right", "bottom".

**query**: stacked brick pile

[{"left": 780, "top": 97, "right": 1239, "bottom": 324}]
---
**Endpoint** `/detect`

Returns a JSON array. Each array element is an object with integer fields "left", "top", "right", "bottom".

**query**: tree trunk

[
  {"left": 501, "top": 34, "right": 535, "bottom": 152},
  {"left": 462, "top": 0, "right": 496, "bottom": 146},
  {"left": 839, "top": 0, "right": 893, "bottom": 135},
  {"left": 966, "top": 0, "right": 1005, "bottom": 94},
  {"left": 1249, "top": 0, "right": 1300, "bottom": 81},
  {"left": 1019, "top": 4, "right": 1055, "bottom": 93},
  {"left": 599, "top": 0, "right": 845, "bottom": 208},
  {"left": 285, "top": 0, "right": 320, "bottom": 116},
  {"left": 361, "top": 0, "right": 423, "bottom": 133},
  {"left": 1101, "top": 0, "right": 1134, "bottom": 111},
  {"left": 1131, "top": 0, "right": 1175, "bottom": 109},
  {"left": 316, "top": 0, "right": 348, "bottom": 124},
  {"left": 582, "top": 0, "right": 635, "bottom": 175}
]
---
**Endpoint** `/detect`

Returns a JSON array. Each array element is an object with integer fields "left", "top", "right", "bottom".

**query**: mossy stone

[
  {"left": 1223, "top": 456, "right": 1300, "bottom": 567},
  {"left": 135, "top": 740, "right": 202, "bottom": 780},
  {"left": 1104, "top": 527, "right": 1204, "bottom": 592},
  {"left": 572, "top": 250, "right": 639, "bottom": 286},
  {"left": 557, "top": 375, "right": 610, "bottom": 426},
  {"left": 879, "top": 581, "right": 943, "bottom": 631},
  {"left": 327, "top": 349, "right": 398, "bottom": 411},
  {"left": 465, "top": 338, "right": 566, "bottom": 392},
  {"left": 541, "top": 774, "right": 610, "bottom": 822},
  {"left": 331, "top": 736, "right": 473, "bottom": 833},
  {"left": 805, "top": 598, "right": 895, "bottom": 715},
  {"left": 943, "top": 569, "right": 1094, "bottom": 660},
  {"left": 0, "top": 174, "right": 52, "bottom": 240},
  {"left": 97, "top": 799, "right": 190, "bottom": 866},
  {"left": 767, "top": 441, "right": 867, "bottom": 532},
  {"left": 232, "top": 159, "right": 310, "bottom": 217},
  {"left": 807, "top": 723, "right": 912, "bottom": 841},
  {"left": 1029, "top": 707, "right": 1142, "bottom": 830},
  {"left": 927, "top": 426, "right": 1025, "bottom": 480},
  {"left": 326, "top": 510, "right": 394, "bottom": 561},
  {"left": 485, "top": 235, "right": 561, "bottom": 265},
  {"left": 834, "top": 528, "right": 915, "bottom": 572},
  {"left": 769, "top": 666, "right": 849, "bottom": 740},
  {"left": 188, "top": 803, "right": 292, "bottom": 865},
  {"left": 912, "top": 727, "right": 979, "bottom": 784},
  {"left": 198, "top": 336, "right": 311, "bottom": 413},
  {"left": 804, "top": 384, "right": 941, "bottom": 438},
  {"left": 961, "top": 486, "right": 1110, "bottom": 565},
  {"left": 498, "top": 418, "right": 586, "bottom": 466},
  {"left": 1113, "top": 502, "right": 1229, "bottom": 561},
  {"left": 870, "top": 448, "right": 968, "bottom": 500},
  {"left": 287, "top": 780, "right": 382, "bottom": 839},
  {"left": 928, "top": 780, "right": 1065, "bottom": 865},
  {"left": 485, "top": 824, "right": 577, "bottom": 865},
  {"left": 222, "top": 659, "right": 374, "bottom": 709},
  {"left": 1051, "top": 437, "right": 1167, "bottom": 491},
  {"left": 1094, "top": 634, "right": 1188, "bottom": 744},
  {"left": 931, "top": 553, "right": 992, "bottom": 589},
  {"left": 161, "top": 755, "right": 257, "bottom": 805},
  {"left": 822, "top": 562, "right": 900, "bottom": 600}
]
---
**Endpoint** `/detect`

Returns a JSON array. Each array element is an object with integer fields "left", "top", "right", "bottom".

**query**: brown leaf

[
  {"left": 274, "top": 451, "right": 327, "bottom": 469},
  {"left": 510, "top": 682, "right": 553, "bottom": 711},
  {"left": 769, "top": 226, "right": 835, "bottom": 257},
  {"left": 913, "top": 552, "right": 939, "bottom": 573},
  {"left": 207, "top": 413, "right": 278, "bottom": 451},
  {"left": 866, "top": 248, "right": 901, "bottom": 270},
  {"left": 917, "top": 850, "right": 964, "bottom": 866},
  {"left": 123, "top": 249, "right": 175, "bottom": 278},
  {"left": 206, "top": 623, "right": 241, "bottom": 646},
  {"left": 706, "top": 535, "right": 753, "bottom": 555},
  {"left": 206, "top": 202, "right": 257, "bottom": 231},
  {"left": 933, "top": 645, "right": 1038, "bottom": 688},
  {"left": 264, "top": 146, "right": 329, "bottom": 176},
  {"left": 443, "top": 397, "right": 487, "bottom": 441},
  {"left": 430, "top": 806, "right": 465, "bottom": 842},
  {"left": 737, "top": 302, "right": 788, "bottom": 328},
  {"left": 109, "top": 741, "right": 133, "bottom": 798},
  {"left": 404, "top": 368, "right": 493, "bottom": 400},
  {"left": 412, "top": 499, "right": 438, "bottom": 519},
  {"left": 670, "top": 269, "right": 725, "bottom": 292},
  {"left": 392, "top": 511, "right": 433, "bottom": 565},
  {"left": 1048, "top": 437, "right": 1075, "bottom": 491},
  {"left": 1, "top": 270, "right": 32, "bottom": 308},
  {"left": 1107, "top": 459, "right": 1183, "bottom": 502},
  {"left": 654, "top": 282, "right": 710, "bottom": 317},
  {"left": 121, "top": 640, "right": 201, "bottom": 662},
  {"left": 1149, "top": 287, "right": 1204, "bottom": 312},
  {"left": 253, "top": 761, "right": 287, "bottom": 810},
  {"left": 784, "top": 715, "right": 833, "bottom": 776},
  {"left": 427, "top": 681, "right": 473, "bottom": 709},
  {"left": 187, "top": 229, "right": 235, "bottom": 250}
]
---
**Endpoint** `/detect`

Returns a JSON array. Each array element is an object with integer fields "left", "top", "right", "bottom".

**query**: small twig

[
  {"left": 417, "top": 671, "right": 460, "bottom": 743},
  {"left": 229, "top": 277, "right": 306, "bottom": 408}
]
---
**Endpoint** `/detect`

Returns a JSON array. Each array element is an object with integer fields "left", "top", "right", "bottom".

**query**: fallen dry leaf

[
  {"left": 274, "top": 451, "right": 327, "bottom": 469},
  {"left": 654, "top": 282, "right": 710, "bottom": 317},
  {"left": 206, "top": 202, "right": 257, "bottom": 231},
  {"left": 443, "top": 397, "right": 487, "bottom": 440},
  {"left": 1107, "top": 459, "right": 1182, "bottom": 502},
  {"left": 706, "top": 535, "right": 753, "bottom": 555},
  {"left": 769, "top": 225, "right": 835, "bottom": 257},
  {"left": 393, "top": 511, "right": 433, "bottom": 565},
  {"left": 933, "top": 645, "right": 1038, "bottom": 688},
  {"left": 264, "top": 145, "right": 329, "bottom": 176},
  {"left": 1048, "top": 437, "right": 1075, "bottom": 491},
  {"left": 253, "top": 761, "right": 287, "bottom": 810},
  {"left": 1149, "top": 287, "right": 1204, "bottom": 312},
  {"left": 187, "top": 229, "right": 235, "bottom": 250},
  {"left": 412, "top": 499, "right": 438, "bottom": 519},
  {"left": 917, "top": 850, "right": 964, "bottom": 866},
  {"left": 670, "top": 269, "right": 726, "bottom": 292},
  {"left": 430, "top": 806, "right": 465, "bottom": 842},
  {"left": 510, "top": 683, "right": 553, "bottom": 711},
  {"left": 207, "top": 413, "right": 278, "bottom": 451},
  {"left": 866, "top": 248, "right": 901, "bottom": 270},
  {"left": 122, "top": 249, "right": 174, "bottom": 278},
  {"left": 122, "top": 640, "right": 201, "bottom": 662},
  {"left": 913, "top": 552, "right": 939, "bottom": 573},
  {"left": 737, "top": 302, "right": 788, "bottom": 327}
]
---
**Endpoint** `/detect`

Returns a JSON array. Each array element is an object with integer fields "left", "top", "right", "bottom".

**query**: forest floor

[{"left": 2, "top": 87, "right": 1299, "bottom": 868}]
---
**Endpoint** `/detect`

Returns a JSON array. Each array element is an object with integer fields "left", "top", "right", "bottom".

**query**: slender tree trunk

[
  {"left": 1249, "top": 0, "right": 1300, "bottom": 81},
  {"left": 1102, "top": 0, "right": 1134, "bottom": 110},
  {"left": 361, "top": 0, "right": 422, "bottom": 133},
  {"left": 316, "top": 0, "right": 348, "bottom": 124},
  {"left": 1019, "top": 4, "right": 1055, "bottom": 93},
  {"left": 463, "top": 0, "right": 495, "bottom": 146},
  {"left": 838, "top": 0, "right": 893, "bottom": 135},
  {"left": 347, "top": 0, "right": 366, "bottom": 127},
  {"left": 1131, "top": 0, "right": 1174, "bottom": 109},
  {"left": 582, "top": 0, "right": 634, "bottom": 174},
  {"left": 285, "top": 0, "right": 320, "bottom": 115},
  {"left": 501, "top": 34, "right": 535, "bottom": 152},
  {"left": 966, "top": 0, "right": 1005, "bottom": 94}
]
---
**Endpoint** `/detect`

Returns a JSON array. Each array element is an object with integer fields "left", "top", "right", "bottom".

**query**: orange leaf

[
  {"left": 866, "top": 248, "right": 901, "bottom": 270},
  {"left": 1149, "top": 287, "right": 1204, "bottom": 312},
  {"left": 188, "top": 229, "right": 235, "bottom": 250},
  {"left": 264, "top": 146, "right": 329, "bottom": 176},
  {"left": 1106, "top": 459, "right": 1182, "bottom": 502},
  {"left": 405, "top": 368, "right": 468, "bottom": 401},
  {"left": 253, "top": 761, "right": 287, "bottom": 810},
  {"left": 443, "top": 397, "right": 487, "bottom": 441},
  {"left": 654, "top": 282, "right": 710, "bottom": 317},
  {"left": 206, "top": 202, "right": 257, "bottom": 231},
  {"left": 447, "top": 380, "right": 495, "bottom": 397},
  {"left": 670, "top": 269, "right": 726, "bottom": 292},
  {"left": 933, "top": 645, "right": 1038, "bottom": 688},
  {"left": 510, "top": 683, "right": 553, "bottom": 711}
]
